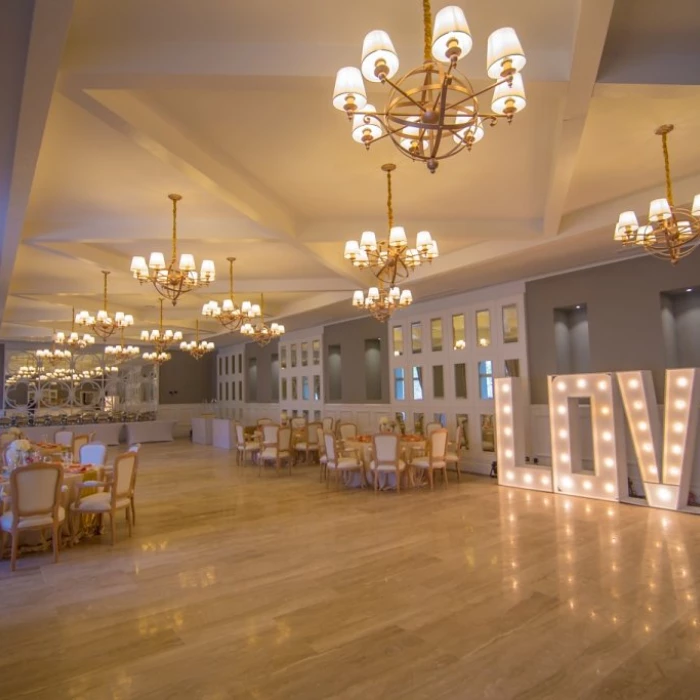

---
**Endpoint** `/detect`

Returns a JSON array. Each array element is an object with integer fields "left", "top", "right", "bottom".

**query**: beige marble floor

[{"left": 1, "top": 441, "right": 700, "bottom": 699}]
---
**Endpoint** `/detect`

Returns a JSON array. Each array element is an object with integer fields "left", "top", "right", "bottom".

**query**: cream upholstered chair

[
  {"left": 410, "top": 428, "right": 449, "bottom": 489},
  {"left": 295, "top": 421, "right": 321, "bottom": 464},
  {"left": 261, "top": 423, "right": 279, "bottom": 447},
  {"left": 444, "top": 425, "right": 463, "bottom": 482},
  {"left": 54, "top": 429, "right": 73, "bottom": 447},
  {"left": 1, "top": 464, "right": 64, "bottom": 571},
  {"left": 425, "top": 422, "right": 442, "bottom": 437},
  {"left": 324, "top": 431, "right": 362, "bottom": 489},
  {"left": 322, "top": 416, "right": 334, "bottom": 432},
  {"left": 72, "top": 434, "right": 90, "bottom": 462},
  {"left": 316, "top": 426, "right": 328, "bottom": 482},
  {"left": 0, "top": 432, "right": 15, "bottom": 447},
  {"left": 235, "top": 424, "right": 259, "bottom": 465},
  {"left": 370, "top": 433, "right": 405, "bottom": 492},
  {"left": 70, "top": 452, "right": 137, "bottom": 545},
  {"left": 257, "top": 418, "right": 274, "bottom": 426},
  {"left": 259, "top": 426, "right": 292, "bottom": 476},
  {"left": 79, "top": 442, "right": 107, "bottom": 466},
  {"left": 338, "top": 422, "right": 357, "bottom": 442}
]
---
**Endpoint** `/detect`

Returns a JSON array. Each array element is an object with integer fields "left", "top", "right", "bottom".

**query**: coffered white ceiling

[{"left": 2, "top": 0, "right": 700, "bottom": 344}]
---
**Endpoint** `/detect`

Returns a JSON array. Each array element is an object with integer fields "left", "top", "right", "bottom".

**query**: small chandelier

[
  {"left": 130, "top": 194, "right": 216, "bottom": 305},
  {"left": 353, "top": 283, "right": 412, "bottom": 322},
  {"left": 75, "top": 271, "right": 134, "bottom": 341},
  {"left": 54, "top": 307, "right": 95, "bottom": 349},
  {"left": 344, "top": 163, "right": 437, "bottom": 286},
  {"left": 614, "top": 125, "right": 700, "bottom": 264},
  {"left": 142, "top": 350, "right": 171, "bottom": 366},
  {"left": 141, "top": 298, "right": 182, "bottom": 354},
  {"left": 240, "top": 294, "right": 285, "bottom": 347},
  {"left": 332, "top": 0, "right": 527, "bottom": 173},
  {"left": 36, "top": 336, "right": 72, "bottom": 367},
  {"left": 201, "top": 257, "right": 259, "bottom": 331},
  {"left": 105, "top": 327, "right": 140, "bottom": 363},
  {"left": 180, "top": 319, "right": 215, "bottom": 360}
]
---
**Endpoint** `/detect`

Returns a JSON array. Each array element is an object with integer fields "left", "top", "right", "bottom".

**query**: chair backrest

[
  {"left": 79, "top": 442, "right": 107, "bottom": 466},
  {"left": 54, "top": 429, "right": 73, "bottom": 446},
  {"left": 262, "top": 424, "right": 279, "bottom": 445},
  {"left": 323, "top": 431, "right": 338, "bottom": 465},
  {"left": 235, "top": 423, "right": 245, "bottom": 444},
  {"left": 306, "top": 422, "right": 321, "bottom": 445},
  {"left": 322, "top": 417, "right": 334, "bottom": 432},
  {"left": 0, "top": 433, "right": 15, "bottom": 446},
  {"left": 339, "top": 422, "right": 357, "bottom": 440},
  {"left": 278, "top": 427, "right": 292, "bottom": 452},
  {"left": 291, "top": 416, "right": 307, "bottom": 430},
  {"left": 72, "top": 434, "right": 90, "bottom": 461},
  {"left": 316, "top": 427, "right": 326, "bottom": 457},
  {"left": 425, "top": 422, "right": 442, "bottom": 437},
  {"left": 257, "top": 418, "right": 274, "bottom": 426},
  {"left": 454, "top": 424, "right": 464, "bottom": 450},
  {"left": 429, "top": 429, "right": 449, "bottom": 460},
  {"left": 372, "top": 433, "right": 399, "bottom": 466},
  {"left": 10, "top": 464, "right": 62, "bottom": 519},
  {"left": 113, "top": 452, "right": 138, "bottom": 501},
  {"left": 128, "top": 443, "right": 141, "bottom": 453}
]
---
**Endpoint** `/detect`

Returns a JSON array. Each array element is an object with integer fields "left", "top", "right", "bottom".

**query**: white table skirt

[
  {"left": 125, "top": 420, "right": 176, "bottom": 444},
  {"left": 191, "top": 417, "right": 213, "bottom": 445},
  {"left": 23, "top": 423, "right": 122, "bottom": 446},
  {"left": 211, "top": 419, "right": 235, "bottom": 450}
]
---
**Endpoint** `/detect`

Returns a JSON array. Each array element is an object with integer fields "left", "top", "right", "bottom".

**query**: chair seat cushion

[
  {"left": 412, "top": 458, "right": 447, "bottom": 469},
  {"left": 1, "top": 507, "right": 65, "bottom": 530},
  {"left": 329, "top": 457, "right": 360, "bottom": 470},
  {"left": 261, "top": 448, "right": 290, "bottom": 460},
  {"left": 295, "top": 442, "right": 318, "bottom": 451},
  {"left": 444, "top": 452, "right": 459, "bottom": 463},
  {"left": 239, "top": 441, "right": 259, "bottom": 450},
  {"left": 369, "top": 460, "right": 405, "bottom": 472},
  {"left": 320, "top": 455, "right": 328, "bottom": 464},
  {"left": 71, "top": 492, "right": 130, "bottom": 513}
]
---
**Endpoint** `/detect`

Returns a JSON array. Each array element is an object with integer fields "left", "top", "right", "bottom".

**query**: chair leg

[
  {"left": 396, "top": 469, "right": 400, "bottom": 493},
  {"left": 52, "top": 522, "right": 60, "bottom": 563},
  {"left": 1, "top": 530, "right": 6, "bottom": 560},
  {"left": 10, "top": 530, "right": 18, "bottom": 571},
  {"left": 455, "top": 463, "right": 461, "bottom": 482},
  {"left": 110, "top": 512, "right": 117, "bottom": 545},
  {"left": 130, "top": 496, "right": 136, "bottom": 525},
  {"left": 126, "top": 507, "right": 132, "bottom": 537},
  {"left": 428, "top": 469, "right": 434, "bottom": 490},
  {"left": 444, "top": 467, "right": 449, "bottom": 485}
]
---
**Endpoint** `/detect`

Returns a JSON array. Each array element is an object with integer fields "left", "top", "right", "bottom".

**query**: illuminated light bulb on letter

[
  {"left": 642, "top": 443, "right": 653, "bottom": 453},
  {"left": 523, "top": 474, "right": 533, "bottom": 484},
  {"left": 604, "top": 457, "right": 614, "bottom": 468},
  {"left": 506, "top": 471, "right": 515, "bottom": 481},
  {"left": 583, "top": 480, "right": 593, "bottom": 491},
  {"left": 556, "top": 381, "right": 567, "bottom": 391},
  {"left": 597, "top": 379, "right": 608, "bottom": 390},
  {"left": 576, "top": 378, "right": 587, "bottom": 389},
  {"left": 504, "top": 449, "right": 513, "bottom": 459},
  {"left": 637, "top": 421, "right": 648, "bottom": 431},
  {"left": 557, "top": 405, "right": 567, "bottom": 416},
  {"left": 658, "top": 488, "right": 672, "bottom": 503},
  {"left": 561, "top": 476, "right": 574, "bottom": 489},
  {"left": 675, "top": 399, "right": 686, "bottom": 410},
  {"left": 633, "top": 400, "right": 643, "bottom": 410},
  {"left": 676, "top": 376, "right": 689, "bottom": 388},
  {"left": 673, "top": 422, "right": 684, "bottom": 433},
  {"left": 604, "top": 483, "right": 615, "bottom": 494},
  {"left": 600, "top": 406, "right": 610, "bottom": 416},
  {"left": 558, "top": 429, "right": 568, "bottom": 439},
  {"left": 560, "top": 453, "right": 570, "bottom": 463},
  {"left": 540, "top": 476, "right": 550, "bottom": 486},
  {"left": 671, "top": 444, "right": 682, "bottom": 455},
  {"left": 503, "top": 427, "right": 512, "bottom": 437},
  {"left": 602, "top": 431, "right": 612, "bottom": 442},
  {"left": 628, "top": 378, "right": 640, "bottom": 389}
]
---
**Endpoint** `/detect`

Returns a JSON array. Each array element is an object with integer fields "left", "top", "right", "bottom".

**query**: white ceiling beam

[
  {"left": 542, "top": 0, "right": 616, "bottom": 237},
  {"left": 0, "top": 0, "right": 75, "bottom": 322}
]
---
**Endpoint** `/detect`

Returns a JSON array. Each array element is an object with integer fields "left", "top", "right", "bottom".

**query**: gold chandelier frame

[
  {"left": 201, "top": 257, "right": 259, "bottom": 331},
  {"left": 240, "top": 294, "right": 285, "bottom": 347},
  {"left": 180, "top": 319, "right": 215, "bottom": 360}
]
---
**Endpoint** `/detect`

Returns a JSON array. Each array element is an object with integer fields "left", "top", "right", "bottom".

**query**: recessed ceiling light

[
  {"left": 575, "top": 305, "right": 582, "bottom": 309},
  {"left": 686, "top": 288, "right": 693, "bottom": 292}
]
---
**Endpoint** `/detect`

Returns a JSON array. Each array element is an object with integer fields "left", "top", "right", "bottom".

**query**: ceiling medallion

[
  {"left": 240, "top": 294, "right": 285, "bottom": 347},
  {"left": 180, "top": 319, "right": 216, "bottom": 360},
  {"left": 141, "top": 299, "right": 182, "bottom": 364},
  {"left": 614, "top": 125, "right": 700, "bottom": 264},
  {"left": 75, "top": 271, "right": 134, "bottom": 341},
  {"left": 344, "top": 163, "right": 438, "bottom": 288},
  {"left": 202, "top": 257, "right": 260, "bottom": 331},
  {"left": 130, "top": 194, "right": 216, "bottom": 305},
  {"left": 332, "top": 0, "right": 527, "bottom": 173}
]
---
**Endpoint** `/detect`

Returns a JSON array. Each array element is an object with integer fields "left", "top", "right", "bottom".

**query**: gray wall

[
  {"left": 526, "top": 254, "right": 700, "bottom": 403},
  {"left": 323, "top": 317, "right": 389, "bottom": 403},
  {"left": 672, "top": 290, "right": 700, "bottom": 368},
  {"left": 244, "top": 338, "right": 279, "bottom": 404},
  {"left": 159, "top": 351, "right": 216, "bottom": 404}
]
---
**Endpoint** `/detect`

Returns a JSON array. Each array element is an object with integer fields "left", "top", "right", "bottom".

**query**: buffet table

[
  {"left": 23, "top": 423, "right": 123, "bottom": 446},
  {"left": 124, "top": 420, "right": 176, "bottom": 444},
  {"left": 192, "top": 417, "right": 213, "bottom": 445},
  {"left": 212, "top": 418, "right": 235, "bottom": 450}
]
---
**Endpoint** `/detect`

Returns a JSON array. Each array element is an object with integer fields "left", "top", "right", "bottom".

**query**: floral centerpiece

[
  {"left": 6, "top": 438, "right": 32, "bottom": 468},
  {"left": 6, "top": 427, "right": 23, "bottom": 439}
]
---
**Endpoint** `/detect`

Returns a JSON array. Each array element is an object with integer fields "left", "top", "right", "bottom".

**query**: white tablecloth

[
  {"left": 344, "top": 439, "right": 426, "bottom": 489},
  {"left": 211, "top": 419, "right": 235, "bottom": 450},
  {"left": 125, "top": 420, "right": 176, "bottom": 444},
  {"left": 191, "top": 417, "right": 213, "bottom": 445},
  {"left": 23, "top": 423, "right": 123, "bottom": 446}
]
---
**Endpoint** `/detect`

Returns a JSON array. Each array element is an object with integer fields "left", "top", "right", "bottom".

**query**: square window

[
  {"left": 476, "top": 310, "right": 491, "bottom": 348},
  {"left": 481, "top": 414, "right": 495, "bottom": 452},
  {"left": 302, "top": 376, "right": 309, "bottom": 400},
  {"left": 392, "top": 326, "right": 404, "bottom": 357},
  {"left": 312, "top": 339, "right": 321, "bottom": 365},
  {"left": 301, "top": 342, "right": 309, "bottom": 367},
  {"left": 478, "top": 360, "right": 494, "bottom": 399},
  {"left": 431, "top": 318, "right": 443, "bottom": 352},
  {"left": 502, "top": 304, "right": 519, "bottom": 343},
  {"left": 394, "top": 368, "right": 405, "bottom": 401},
  {"left": 411, "top": 322, "right": 422, "bottom": 354},
  {"left": 432, "top": 365, "right": 444, "bottom": 399},
  {"left": 313, "top": 375, "right": 321, "bottom": 401},
  {"left": 505, "top": 359, "right": 520, "bottom": 377},
  {"left": 291, "top": 344, "right": 297, "bottom": 368},
  {"left": 454, "top": 363, "right": 467, "bottom": 399},
  {"left": 412, "top": 366, "right": 424, "bottom": 400},
  {"left": 280, "top": 345, "right": 287, "bottom": 369}
]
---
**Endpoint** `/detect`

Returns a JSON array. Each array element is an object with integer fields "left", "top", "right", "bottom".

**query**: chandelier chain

[
  {"left": 422, "top": 0, "right": 432, "bottom": 62},
  {"left": 171, "top": 196, "right": 178, "bottom": 263},
  {"left": 228, "top": 257, "right": 235, "bottom": 298},
  {"left": 386, "top": 169, "right": 394, "bottom": 228},
  {"left": 102, "top": 271, "right": 109, "bottom": 310},
  {"left": 661, "top": 131, "right": 674, "bottom": 206}
]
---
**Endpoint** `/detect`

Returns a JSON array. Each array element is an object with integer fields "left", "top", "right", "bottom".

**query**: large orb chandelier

[
  {"left": 130, "top": 194, "right": 216, "bottom": 305},
  {"left": 614, "top": 125, "right": 700, "bottom": 264},
  {"left": 332, "top": 1, "right": 527, "bottom": 173},
  {"left": 353, "top": 283, "right": 412, "bottom": 322},
  {"left": 180, "top": 319, "right": 216, "bottom": 360},
  {"left": 75, "top": 271, "right": 134, "bottom": 341},
  {"left": 201, "top": 257, "right": 259, "bottom": 331},
  {"left": 54, "top": 307, "right": 95, "bottom": 350},
  {"left": 240, "top": 294, "right": 285, "bottom": 347},
  {"left": 141, "top": 299, "right": 181, "bottom": 364},
  {"left": 105, "top": 327, "right": 140, "bottom": 363},
  {"left": 344, "top": 163, "right": 437, "bottom": 287}
]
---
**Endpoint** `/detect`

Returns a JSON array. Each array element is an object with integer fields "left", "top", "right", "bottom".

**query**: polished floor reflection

[{"left": 1, "top": 441, "right": 699, "bottom": 699}]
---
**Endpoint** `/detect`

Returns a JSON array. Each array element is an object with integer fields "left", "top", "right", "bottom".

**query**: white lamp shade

[
  {"left": 352, "top": 290, "right": 365, "bottom": 306},
  {"left": 677, "top": 221, "right": 693, "bottom": 240},
  {"left": 454, "top": 112, "right": 484, "bottom": 145},
  {"left": 222, "top": 299, "right": 234, "bottom": 312},
  {"left": 389, "top": 287, "right": 400, "bottom": 300},
  {"left": 130, "top": 256, "right": 147, "bottom": 274},
  {"left": 427, "top": 240, "right": 439, "bottom": 258},
  {"left": 361, "top": 30, "right": 399, "bottom": 83},
  {"left": 179, "top": 253, "right": 195, "bottom": 271},
  {"left": 360, "top": 231, "right": 377, "bottom": 250},
  {"left": 635, "top": 225, "right": 653, "bottom": 244},
  {"left": 432, "top": 6, "right": 472, "bottom": 63},
  {"left": 617, "top": 210, "right": 639, "bottom": 230},
  {"left": 174, "top": 331, "right": 183, "bottom": 341},
  {"left": 352, "top": 105, "right": 383, "bottom": 144},
  {"left": 692, "top": 194, "right": 700, "bottom": 217},
  {"left": 491, "top": 73, "right": 526, "bottom": 115},
  {"left": 344, "top": 240, "right": 360, "bottom": 258},
  {"left": 389, "top": 226, "right": 407, "bottom": 248},
  {"left": 367, "top": 287, "right": 380, "bottom": 301},
  {"left": 140, "top": 330, "right": 149, "bottom": 341},
  {"left": 416, "top": 230, "right": 432, "bottom": 249},
  {"left": 241, "top": 300, "right": 252, "bottom": 314},
  {"left": 649, "top": 198, "right": 672, "bottom": 222},
  {"left": 487, "top": 27, "right": 526, "bottom": 79},
  {"left": 200, "top": 260, "right": 215, "bottom": 279},
  {"left": 400, "top": 290, "right": 413, "bottom": 305},
  {"left": 332, "top": 67, "right": 367, "bottom": 111},
  {"left": 251, "top": 304, "right": 261, "bottom": 316},
  {"left": 149, "top": 252, "right": 166, "bottom": 270}
]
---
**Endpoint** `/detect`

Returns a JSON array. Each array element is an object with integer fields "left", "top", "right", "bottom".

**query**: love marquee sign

[{"left": 495, "top": 369, "right": 700, "bottom": 513}]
